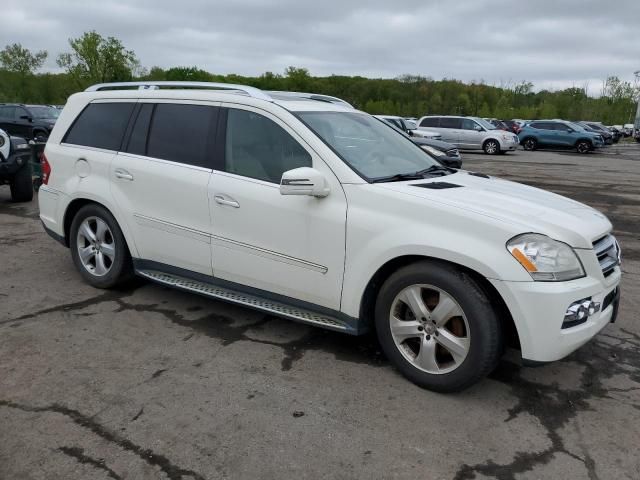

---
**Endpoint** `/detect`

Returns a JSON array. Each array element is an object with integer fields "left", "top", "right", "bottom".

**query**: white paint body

[{"left": 39, "top": 89, "right": 621, "bottom": 363}]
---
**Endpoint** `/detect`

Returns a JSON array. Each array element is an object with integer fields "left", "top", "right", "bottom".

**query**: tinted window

[
  {"left": 440, "top": 117, "right": 462, "bottom": 129},
  {"left": 0, "top": 106, "right": 16, "bottom": 119},
  {"left": 126, "top": 104, "right": 153, "bottom": 156},
  {"left": 64, "top": 103, "right": 135, "bottom": 150},
  {"left": 419, "top": 117, "right": 439, "bottom": 128},
  {"left": 461, "top": 119, "right": 480, "bottom": 130},
  {"left": 225, "top": 109, "right": 311, "bottom": 183},
  {"left": 147, "top": 103, "right": 215, "bottom": 168},
  {"left": 530, "top": 122, "right": 552, "bottom": 130},
  {"left": 552, "top": 123, "right": 571, "bottom": 132}
]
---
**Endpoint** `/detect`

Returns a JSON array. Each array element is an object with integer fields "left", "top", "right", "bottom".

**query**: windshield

[
  {"left": 28, "top": 106, "right": 59, "bottom": 119},
  {"left": 298, "top": 111, "right": 441, "bottom": 181},
  {"left": 475, "top": 118, "right": 497, "bottom": 130}
]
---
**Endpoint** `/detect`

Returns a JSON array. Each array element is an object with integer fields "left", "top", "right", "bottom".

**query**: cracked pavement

[{"left": 1, "top": 145, "right": 639, "bottom": 479}]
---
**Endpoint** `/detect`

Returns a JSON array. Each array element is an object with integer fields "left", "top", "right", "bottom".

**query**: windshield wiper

[
  {"left": 371, "top": 164, "right": 454, "bottom": 183},
  {"left": 371, "top": 172, "right": 426, "bottom": 183}
]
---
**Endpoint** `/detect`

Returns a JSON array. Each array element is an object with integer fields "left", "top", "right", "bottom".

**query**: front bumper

[{"left": 490, "top": 265, "right": 621, "bottom": 363}]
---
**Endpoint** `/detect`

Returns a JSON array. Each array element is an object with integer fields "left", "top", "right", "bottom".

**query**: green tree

[
  {"left": 57, "top": 31, "right": 138, "bottom": 88},
  {"left": 0, "top": 43, "right": 47, "bottom": 75}
]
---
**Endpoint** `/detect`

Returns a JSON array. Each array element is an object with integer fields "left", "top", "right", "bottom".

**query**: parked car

[
  {"left": 606, "top": 126, "right": 622, "bottom": 143},
  {"left": 39, "top": 81, "right": 621, "bottom": 392},
  {"left": 377, "top": 118, "right": 462, "bottom": 168},
  {"left": 623, "top": 124, "right": 634, "bottom": 137},
  {"left": 376, "top": 115, "right": 442, "bottom": 140},
  {"left": 518, "top": 120, "right": 604, "bottom": 153},
  {"left": 635, "top": 129, "right": 640, "bottom": 143},
  {"left": 502, "top": 120, "right": 522, "bottom": 135},
  {"left": 0, "top": 128, "right": 33, "bottom": 201},
  {"left": 0, "top": 104, "right": 59, "bottom": 139},
  {"left": 417, "top": 115, "right": 519, "bottom": 154},
  {"left": 576, "top": 121, "right": 614, "bottom": 145}
]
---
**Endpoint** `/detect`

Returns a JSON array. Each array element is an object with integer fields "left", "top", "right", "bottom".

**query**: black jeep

[{"left": 0, "top": 128, "right": 33, "bottom": 202}]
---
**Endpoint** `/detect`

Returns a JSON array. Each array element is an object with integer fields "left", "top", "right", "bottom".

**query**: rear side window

[
  {"left": 0, "top": 106, "right": 16, "bottom": 118},
  {"left": 146, "top": 103, "right": 216, "bottom": 168},
  {"left": 64, "top": 102, "right": 135, "bottom": 150},
  {"left": 420, "top": 117, "right": 439, "bottom": 128},
  {"left": 440, "top": 117, "right": 462, "bottom": 129}
]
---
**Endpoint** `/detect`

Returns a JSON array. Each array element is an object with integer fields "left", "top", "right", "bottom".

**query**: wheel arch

[
  {"left": 358, "top": 255, "right": 521, "bottom": 351},
  {"left": 575, "top": 138, "right": 593, "bottom": 147},
  {"left": 63, "top": 198, "right": 138, "bottom": 257}
]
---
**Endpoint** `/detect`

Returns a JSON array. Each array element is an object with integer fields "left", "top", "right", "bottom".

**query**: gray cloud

[{"left": 2, "top": 0, "right": 639, "bottom": 93}]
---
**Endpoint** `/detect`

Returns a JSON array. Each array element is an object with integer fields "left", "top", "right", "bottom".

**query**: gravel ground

[{"left": 1, "top": 144, "right": 639, "bottom": 480}]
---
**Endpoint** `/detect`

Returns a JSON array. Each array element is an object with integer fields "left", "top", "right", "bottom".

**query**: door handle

[
  {"left": 214, "top": 195, "right": 240, "bottom": 208},
  {"left": 114, "top": 169, "right": 134, "bottom": 181}
]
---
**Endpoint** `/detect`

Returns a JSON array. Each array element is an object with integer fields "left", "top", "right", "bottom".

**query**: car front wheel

[
  {"left": 483, "top": 139, "right": 500, "bottom": 155},
  {"left": 375, "top": 261, "right": 503, "bottom": 392},
  {"left": 576, "top": 141, "right": 591, "bottom": 154}
]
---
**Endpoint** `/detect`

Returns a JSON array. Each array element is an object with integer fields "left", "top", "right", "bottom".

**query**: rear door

[
  {"left": 110, "top": 101, "right": 219, "bottom": 275},
  {"left": 438, "top": 117, "right": 463, "bottom": 144}
]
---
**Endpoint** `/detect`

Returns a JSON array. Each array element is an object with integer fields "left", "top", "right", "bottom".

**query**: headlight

[
  {"left": 506, "top": 233, "right": 585, "bottom": 281},
  {"left": 420, "top": 145, "right": 445, "bottom": 157}
]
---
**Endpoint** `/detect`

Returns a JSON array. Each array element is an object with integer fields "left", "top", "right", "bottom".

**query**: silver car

[{"left": 416, "top": 115, "right": 519, "bottom": 154}]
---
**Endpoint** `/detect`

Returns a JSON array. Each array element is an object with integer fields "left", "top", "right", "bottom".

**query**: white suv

[
  {"left": 39, "top": 82, "right": 621, "bottom": 392},
  {"left": 417, "top": 115, "right": 519, "bottom": 154}
]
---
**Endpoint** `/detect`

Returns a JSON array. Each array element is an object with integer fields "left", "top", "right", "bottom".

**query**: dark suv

[
  {"left": 0, "top": 104, "right": 59, "bottom": 139},
  {"left": 518, "top": 120, "right": 604, "bottom": 154}
]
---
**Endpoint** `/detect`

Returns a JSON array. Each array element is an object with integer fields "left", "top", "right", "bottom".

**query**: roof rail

[
  {"left": 266, "top": 91, "right": 353, "bottom": 108},
  {"left": 84, "top": 81, "right": 273, "bottom": 101}
]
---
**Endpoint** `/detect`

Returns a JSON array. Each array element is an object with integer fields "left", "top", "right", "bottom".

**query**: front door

[
  {"left": 209, "top": 105, "right": 347, "bottom": 310},
  {"left": 438, "top": 117, "right": 463, "bottom": 145},
  {"left": 110, "top": 101, "right": 219, "bottom": 276}
]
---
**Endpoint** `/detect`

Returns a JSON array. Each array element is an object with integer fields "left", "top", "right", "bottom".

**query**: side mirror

[
  {"left": 474, "top": 125, "right": 483, "bottom": 132},
  {"left": 280, "top": 167, "right": 330, "bottom": 198}
]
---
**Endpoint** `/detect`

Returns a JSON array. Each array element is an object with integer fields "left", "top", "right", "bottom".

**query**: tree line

[{"left": 1, "top": 32, "right": 638, "bottom": 125}]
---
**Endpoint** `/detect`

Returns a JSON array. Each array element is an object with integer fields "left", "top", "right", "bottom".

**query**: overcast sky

[{"left": 3, "top": 0, "right": 639, "bottom": 94}]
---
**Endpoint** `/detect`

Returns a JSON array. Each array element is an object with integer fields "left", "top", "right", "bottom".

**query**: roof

[{"left": 81, "top": 81, "right": 355, "bottom": 113}]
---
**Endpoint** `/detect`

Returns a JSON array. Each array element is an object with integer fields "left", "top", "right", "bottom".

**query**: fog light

[{"left": 562, "top": 298, "right": 601, "bottom": 329}]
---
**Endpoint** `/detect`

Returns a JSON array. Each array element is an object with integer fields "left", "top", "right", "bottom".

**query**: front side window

[
  {"left": 298, "top": 111, "right": 442, "bottom": 181},
  {"left": 64, "top": 102, "right": 135, "bottom": 151},
  {"left": 146, "top": 103, "right": 216, "bottom": 168},
  {"left": 461, "top": 119, "right": 480, "bottom": 131},
  {"left": 225, "top": 109, "right": 311, "bottom": 183}
]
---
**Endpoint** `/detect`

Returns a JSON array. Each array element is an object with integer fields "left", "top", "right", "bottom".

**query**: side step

[{"left": 136, "top": 269, "right": 352, "bottom": 333}]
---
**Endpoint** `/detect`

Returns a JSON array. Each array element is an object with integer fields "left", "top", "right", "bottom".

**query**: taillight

[{"left": 41, "top": 153, "right": 51, "bottom": 185}]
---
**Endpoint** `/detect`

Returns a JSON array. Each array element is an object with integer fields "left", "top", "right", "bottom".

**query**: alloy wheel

[
  {"left": 389, "top": 284, "right": 470, "bottom": 374},
  {"left": 76, "top": 216, "right": 115, "bottom": 277}
]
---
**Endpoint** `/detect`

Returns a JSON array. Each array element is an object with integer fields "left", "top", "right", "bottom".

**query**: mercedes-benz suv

[{"left": 38, "top": 82, "right": 621, "bottom": 392}]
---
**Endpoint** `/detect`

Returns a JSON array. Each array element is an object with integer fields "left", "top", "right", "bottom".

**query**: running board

[{"left": 136, "top": 269, "right": 352, "bottom": 333}]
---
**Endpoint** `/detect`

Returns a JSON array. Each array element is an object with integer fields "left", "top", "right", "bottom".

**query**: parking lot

[{"left": 1, "top": 145, "right": 639, "bottom": 479}]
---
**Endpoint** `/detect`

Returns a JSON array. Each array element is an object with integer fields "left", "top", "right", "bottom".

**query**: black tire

[
  {"left": 576, "top": 140, "right": 591, "bottom": 154},
  {"left": 522, "top": 137, "right": 537, "bottom": 151},
  {"left": 483, "top": 139, "right": 500, "bottom": 155},
  {"left": 69, "top": 204, "right": 133, "bottom": 289},
  {"left": 374, "top": 261, "right": 503, "bottom": 392},
  {"left": 10, "top": 164, "right": 34, "bottom": 202}
]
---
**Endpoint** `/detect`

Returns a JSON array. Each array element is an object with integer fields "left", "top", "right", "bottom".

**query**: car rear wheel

[
  {"left": 374, "top": 261, "right": 503, "bottom": 392},
  {"left": 70, "top": 204, "right": 132, "bottom": 288},
  {"left": 576, "top": 141, "right": 591, "bottom": 154},
  {"left": 10, "top": 164, "right": 34, "bottom": 202},
  {"left": 483, "top": 139, "right": 500, "bottom": 155},
  {"left": 522, "top": 138, "right": 537, "bottom": 151}
]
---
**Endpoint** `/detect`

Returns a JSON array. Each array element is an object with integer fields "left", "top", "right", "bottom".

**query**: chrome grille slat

[{"left": 593, "top": 234, "right": 619, "bottom": 277}]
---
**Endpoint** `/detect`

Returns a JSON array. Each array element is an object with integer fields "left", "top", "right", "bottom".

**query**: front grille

[{"left": 593, "top": 234, "right": 620, "bottom": 277}]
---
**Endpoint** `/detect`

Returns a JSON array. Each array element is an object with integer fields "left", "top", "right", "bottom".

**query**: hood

[
  {"left": 411, "top": 137, "right": 457, "bottom": 151},
  {"left": 377, "top": 171, "right": 611, "bottom": 248}
]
